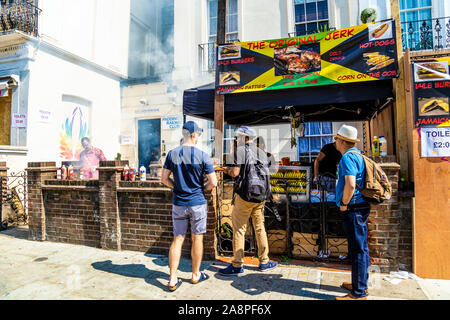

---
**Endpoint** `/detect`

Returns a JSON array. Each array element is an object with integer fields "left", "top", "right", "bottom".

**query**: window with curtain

[
  {"left": 208, "top": 0, "right": 239, "bottom": 43},
  {"left": 400, "top": 0, "right": 432, "bottom": 50},
  {"left": 294, "top": 0, "right": 329, "bottom": 36},
  {"left": 298, "top": 122, "right": 333, "bottom": 163}
]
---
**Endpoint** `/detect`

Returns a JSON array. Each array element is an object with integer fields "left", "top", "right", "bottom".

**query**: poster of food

[
  {"left": 412, "top": 58, "right": 450, "bottom": 127},
  {"left": 216, "top": 20, "right": 398, "bottom": 94}
]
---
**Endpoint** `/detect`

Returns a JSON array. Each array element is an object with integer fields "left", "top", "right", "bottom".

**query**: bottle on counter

[
  {"left": 61, "top": 165, "right": 67, "bottom": 180},
  {"left": 123, "top": 164, "right": 130, "bottom": 181},
  {"left": 379, "top": 136, "right": 387, "bottom": 156},
  {"left": 129, "top": 164, "right": 136, "bottom": 181},
  {"left": 140, "top": 165, "right": 146, "bottom": 181},
  {"left": 372, "top": 136, "right": 380, "bottom": 156},
  {"left": 68, "top": 165, "right": 74, "bottom": 180}
]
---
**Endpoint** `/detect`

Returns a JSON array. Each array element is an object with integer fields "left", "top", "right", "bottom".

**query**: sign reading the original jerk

[
  {"left": 215, "top": 20, "right": 398, "bottom": 94},
  {"left": 412, "top": 58, "right": 450, "bottom": 127}
]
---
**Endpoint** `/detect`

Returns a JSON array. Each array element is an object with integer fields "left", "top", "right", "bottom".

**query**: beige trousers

[{"left": 231, "top": 194, "right": 270, "bottom": 268}]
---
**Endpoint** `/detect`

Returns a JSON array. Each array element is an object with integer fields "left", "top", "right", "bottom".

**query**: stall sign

[
  {"left": 11, "top": 113, "right": 26, "bottom": 128},
  {"left": 162, "top": 116, "right": 182, "bottom": 130},
  {"left": 216, "top": 20, "right": 398, "bottom": 94},
  {"left": 412, "top": 58, "right": 450, "bottom": 127},
  {"left": 420, "top": 127, "right": 450, "bottom": 157}
]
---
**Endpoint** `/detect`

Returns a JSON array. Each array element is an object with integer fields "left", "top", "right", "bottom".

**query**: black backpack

[{"left": 235, "top": 145, "right": 271, "bottom": 203}]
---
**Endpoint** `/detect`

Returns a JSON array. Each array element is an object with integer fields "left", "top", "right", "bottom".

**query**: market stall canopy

[{"left": 183, "top": 80, "right": 394, "bottom": 125}]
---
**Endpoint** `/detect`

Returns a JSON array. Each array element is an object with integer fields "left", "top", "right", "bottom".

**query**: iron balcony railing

[
  {"left": 0, "top": 0, "right": 41, "bottom": 37},
  {"left": 198, "top": 37, "right": 240, "bottom": 73},
  {"left": 401, "top": 16, "right": 450, "bottom": 52}
]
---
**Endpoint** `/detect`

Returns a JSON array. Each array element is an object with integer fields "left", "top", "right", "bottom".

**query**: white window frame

[
  {"left": 207, "top": 0, "right": 239, "bottom": 43},
  {"left": 293, "top": 0, "right": 329, "bottom": 36},
  {"left": 399, "top": 1, "right": 433, "bottom": 50}
]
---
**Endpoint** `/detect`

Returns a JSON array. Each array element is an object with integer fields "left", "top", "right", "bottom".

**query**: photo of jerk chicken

[{"left": 274, "top": 45, "right": 321, "bottom": 76}]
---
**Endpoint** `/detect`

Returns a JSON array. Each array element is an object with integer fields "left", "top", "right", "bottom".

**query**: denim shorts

[{"left": 172, "top": 204, "right": 208, "bottom": 236}]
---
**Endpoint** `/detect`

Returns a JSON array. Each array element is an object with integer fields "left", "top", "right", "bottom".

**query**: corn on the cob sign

[
  {"left": 412, "top": 58, "right": 450, "bottom": 128},
  {"left": 216, "top": 20, "right": 398, "bottom": 94}
]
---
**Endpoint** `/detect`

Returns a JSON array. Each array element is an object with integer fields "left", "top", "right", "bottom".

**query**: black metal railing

[
  {"left": 198, "top": 42, "right": 217, "bottom": 73},
  {"left": 0, "top": 0, "right": 41, "bottom": 37},
  {"left": 401, "top": 16, "right": 450, "bottom": 52},
  {"left": 198, "top": 37, "right": 240, "bottom": 73}
]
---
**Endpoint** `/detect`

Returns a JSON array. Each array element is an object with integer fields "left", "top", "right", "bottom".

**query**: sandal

[
  {"left": 168, "top": 279, "right": 182, "bottom": 292},
  {"left": 191, "top": 272, "right": 210, "bottom": 284}
]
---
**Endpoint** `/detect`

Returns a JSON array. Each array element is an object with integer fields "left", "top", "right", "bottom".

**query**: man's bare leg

[
  {"left": 169, "top": 235, "right": 185, "bottom": 286},
  {"left": 191, "top": 234, "right": 204, "bottom": 282}
]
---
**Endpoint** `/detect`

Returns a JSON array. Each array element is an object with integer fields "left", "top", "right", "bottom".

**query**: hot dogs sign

[{"left": 216, "top": 20, "right": 398, "bottom": 94}]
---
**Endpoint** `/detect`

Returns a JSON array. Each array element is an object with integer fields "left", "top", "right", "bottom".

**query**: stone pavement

[{"left": 0, "top": 226, "right": 448, "bottom": 300}]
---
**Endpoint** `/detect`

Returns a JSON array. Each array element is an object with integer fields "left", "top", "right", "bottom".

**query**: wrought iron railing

[
  {"left": 198, "top": 38, "right": 240, "bottom": 73},
  {"left": 198, "top": 42, "right": 217, "bottom": 73},
  {"left": 0, "top": 0, "right": 41, "bottom": 37},
  {"left": 401, "top": 16, "right": 450, "bottom": 52}
]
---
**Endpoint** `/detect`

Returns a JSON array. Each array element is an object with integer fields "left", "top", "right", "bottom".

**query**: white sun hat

[{"left": 334, "top": 125, "right": 360, "bottom": 143}]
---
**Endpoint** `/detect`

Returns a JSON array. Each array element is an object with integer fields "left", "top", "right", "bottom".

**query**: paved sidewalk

[{"left": 0, "top": 227, "right": 447, "bottom": 300}]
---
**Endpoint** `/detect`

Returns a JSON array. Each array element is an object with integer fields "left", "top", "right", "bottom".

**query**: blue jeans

[{"left": 342, "top": 202, "right": 370, "bottom": 297}]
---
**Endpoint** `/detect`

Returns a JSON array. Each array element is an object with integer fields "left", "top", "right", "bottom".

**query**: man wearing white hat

[{"left": 333, "top": 125, "right": 370, "bottom": 300}]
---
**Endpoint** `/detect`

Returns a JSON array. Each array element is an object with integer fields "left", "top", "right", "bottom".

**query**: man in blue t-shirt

[
  {"left": 334, "top": 125, "right": 370, "bottom": 301},
  {"left": 161, "top": 121, "right": 217, "bottom": 292}
]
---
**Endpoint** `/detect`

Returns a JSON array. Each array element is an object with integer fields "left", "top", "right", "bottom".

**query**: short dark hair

[
  {"left": 256, "top": 136, "right": 265, "bottom": 146},
  {"left": 81, "top": 137, "right": 90, "bottom": 144}
]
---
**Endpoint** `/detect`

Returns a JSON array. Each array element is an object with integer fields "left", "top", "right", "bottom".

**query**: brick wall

[
  {"left": 367, "top": 161, "right": 402, "bottom": 273},
  {"left": 26, "top": 162, "right": 218, "bottom": 260},
  {"left": 398, "top": 192, "right": 414, "bottom": 271},
  {"left": 0, "top": 162, "right": 7, "bottom": 222},
  {"left": 43, "top": 180, "right": 100, "bottom": 248}
]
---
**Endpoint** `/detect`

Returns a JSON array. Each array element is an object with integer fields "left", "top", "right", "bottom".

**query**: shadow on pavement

[
  {"left": 91, "top": 260, "right": 172, "bottom": 292},
  {"left": 149, "top": 255, "right": 211, "bottom": 273},
  {"left": 0, "top": 227, "right": 29, "bottom": 240},
  {"left": 208, "top": 265, "right": 344, "bottom": 300}
]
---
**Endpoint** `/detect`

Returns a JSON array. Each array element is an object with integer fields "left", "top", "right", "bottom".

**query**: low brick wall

[
  {"left": 368, "top": 161, "right": 402, "bottom": 273},
  {"left": 43, "top": 180, "right": 100, "bottom": 248},
  {"left": 26, "top": 159, "right": 404, "bottom": 272},
  {"left": 26, "top": 161, "right": 218, "bottom": 260}
]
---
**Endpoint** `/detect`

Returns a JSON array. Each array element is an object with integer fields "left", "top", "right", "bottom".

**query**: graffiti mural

[{"left": 59, "top": 106, "right": 90, "bottom": 160}]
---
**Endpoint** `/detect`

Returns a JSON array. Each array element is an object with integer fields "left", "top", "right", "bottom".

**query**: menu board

[
  {"left": 216, "top": 20, "right": 398, "bottom": 94},
  {"left": 412, "top": 58, "right": 450, "bottom": 127}
]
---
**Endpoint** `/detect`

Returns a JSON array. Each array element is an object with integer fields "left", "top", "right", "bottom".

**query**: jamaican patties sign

[
  {"left": 412, "top": 58, "right": 450, "bottom": 127},
  {"left": 216, "top": 20, "right": 398, "bottom": 94}
]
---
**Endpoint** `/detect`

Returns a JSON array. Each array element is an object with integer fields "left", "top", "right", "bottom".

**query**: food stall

[{"left": 184, "top": 20, "right": 399, "bottom": 262}]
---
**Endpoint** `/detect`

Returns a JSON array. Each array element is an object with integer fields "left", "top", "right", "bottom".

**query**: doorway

[{"left": 138, "top": 118, "right": 161, "bottom": 168}]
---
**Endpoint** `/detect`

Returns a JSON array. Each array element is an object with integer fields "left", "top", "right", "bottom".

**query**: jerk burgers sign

[
  {"left": 215, "top": 20, "right": 398, "bottom": 94},
  {"left": 412, "top": 58, "right": 450, "bottom": 127}
]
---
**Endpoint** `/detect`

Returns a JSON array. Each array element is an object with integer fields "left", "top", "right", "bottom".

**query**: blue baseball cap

[
  {"left": 236, "top": 126, "right": 256, "bottom": 138},
  {"left": 183, "top": 121, "right": 203, "bottom": 134}
]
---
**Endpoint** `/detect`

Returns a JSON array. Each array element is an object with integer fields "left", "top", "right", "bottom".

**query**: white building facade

[
  {"left": 0, "top": 0, "right": 130, "bottom": 173},
  {"left": 121, "top": 0, "right": 450, "bottom": 168}
]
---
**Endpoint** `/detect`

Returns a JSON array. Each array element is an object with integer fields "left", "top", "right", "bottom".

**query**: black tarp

[{"left": 183, "top": 80, "right": 394, "bottom": 125}]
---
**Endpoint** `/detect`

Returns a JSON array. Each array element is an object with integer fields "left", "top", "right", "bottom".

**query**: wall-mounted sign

[
  {"left": 412, "top": 58, "right": 450, "bottom": 127},
  {"left": 135, "top": 108, "right": 160, "bottom": 114},
  {"left": 162, "top": 116, "right": 182, "bottom": 130},
  {"left": 37, "top": 108, "right": 52, "bottom": 123},
  {"left": 11, "top": 113, "right": 26, "bottom": 128},
  {"left": 421, "top": 127, "right": 450, "bottom": 157},
  {"left": 216, "top": 20, "right": 398, "bottom": 94},
  {"left": 120, "top": 135, "right": 133, "bottom": 145}
]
